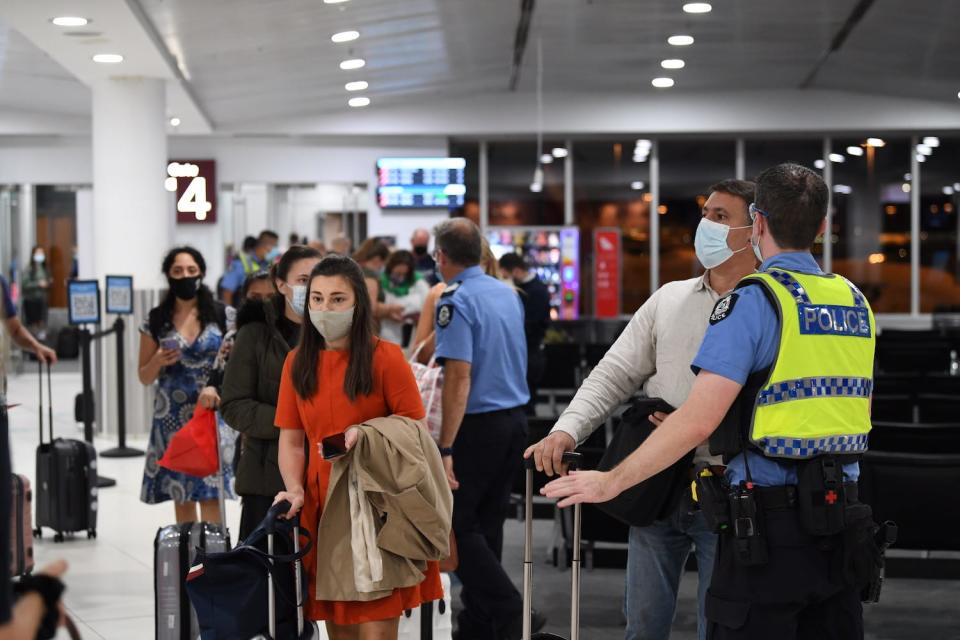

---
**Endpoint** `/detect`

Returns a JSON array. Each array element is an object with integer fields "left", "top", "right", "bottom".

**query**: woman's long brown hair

[{"left": 292, "top": 255, "right": 375, "bottom": 401}]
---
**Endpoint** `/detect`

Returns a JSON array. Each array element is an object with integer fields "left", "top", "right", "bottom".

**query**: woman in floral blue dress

[{"left": 137, "top": 246, "right": 236, "bottom": 524}]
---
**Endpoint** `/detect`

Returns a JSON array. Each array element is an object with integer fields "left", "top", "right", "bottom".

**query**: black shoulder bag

[{"left": 596, "top": 397, "right": 695, "bottom": 527}]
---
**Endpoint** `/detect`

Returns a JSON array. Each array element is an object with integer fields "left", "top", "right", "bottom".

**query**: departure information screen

[{"left": 377, "top": 157, "right": 466, "bottom": 208}]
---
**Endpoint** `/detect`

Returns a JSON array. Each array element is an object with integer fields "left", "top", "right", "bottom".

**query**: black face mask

[
  {"left": 169, "top": 275, "right": 201, "bottom": 301},
  {"left": 412, "top": 245, "right": 428, "bottom": 257}
]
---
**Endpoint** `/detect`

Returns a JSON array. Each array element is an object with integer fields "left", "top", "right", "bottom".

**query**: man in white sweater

[{"left": 525, "top": 179, "right": 757, "bottom": 640}]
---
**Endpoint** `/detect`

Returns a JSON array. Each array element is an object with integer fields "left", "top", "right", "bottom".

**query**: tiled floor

[{"left": 5, "top": 369, "right": 960, "bottom": 639}]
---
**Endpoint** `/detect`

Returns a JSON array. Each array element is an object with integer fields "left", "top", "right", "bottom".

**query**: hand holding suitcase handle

[
  {"left": 525, "top": 450, "right": 581, "bottom": 473},
  {"left": 266, "top": 500, "right": 298, "bottom": 532}
]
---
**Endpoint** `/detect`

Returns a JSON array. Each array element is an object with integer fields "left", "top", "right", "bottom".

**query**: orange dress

[{"left": 274, "top": 339, "right": 444, "bottom": 624}]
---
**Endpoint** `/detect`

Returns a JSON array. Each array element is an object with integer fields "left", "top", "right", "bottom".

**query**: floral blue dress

[{"left": 140, "top": 315, "right": 237, "bottom": 504}]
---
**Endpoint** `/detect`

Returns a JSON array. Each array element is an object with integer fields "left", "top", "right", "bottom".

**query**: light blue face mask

[
  {"left": 266, "top": 247, "right": 281, "bottom": 262},
  {"left": 694, "top": 217, "right": 751, "bottom": 269},
  {"left": 286, "top": 284, "right": 307, "bottom": 317}
]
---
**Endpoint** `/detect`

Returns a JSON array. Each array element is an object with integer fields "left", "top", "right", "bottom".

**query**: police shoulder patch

[
  {"left": 440, "top": 282, "right": 461, "bottom": 298},
  {"left": 437, "top": 303, "right": 455, "bottom": 328},
  {"left": 709, "top": 293, "right": 739, "bottom": 325}
]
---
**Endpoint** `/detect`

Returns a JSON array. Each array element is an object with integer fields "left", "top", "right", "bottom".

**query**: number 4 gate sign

[{"left": 166, "top": 160, "right": 217, "bottom": 224}]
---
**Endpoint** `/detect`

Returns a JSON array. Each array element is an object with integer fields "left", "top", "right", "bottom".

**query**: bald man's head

[{"left": 433, "top": 217, "right": 481, "bottom": 267}]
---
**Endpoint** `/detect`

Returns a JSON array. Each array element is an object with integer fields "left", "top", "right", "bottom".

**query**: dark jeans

[
  {"left": 525, "top": 348, "right": 545, "bottom": 415},
  {"left": 706, "top": 504, "right": 863, "bottom": 640},
  {"left": 453, "top": 406, "right": 527, "bottom": 640},
  {"left": 238, "top": 494, "right": 276, "bottom": 542}
]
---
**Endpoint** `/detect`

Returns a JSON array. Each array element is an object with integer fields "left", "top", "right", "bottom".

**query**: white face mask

[
  {"left": 33, "top": 252, "right": 45, "bottom": 263},
  {"left": 286, "top": 284, "right": 307, "bottom": 317},
  {"left": 308, "top": 307, "right": 354, "bottom": 343},
  {"left": 694, "top": 218, "right": 751, "bottom": 269}
]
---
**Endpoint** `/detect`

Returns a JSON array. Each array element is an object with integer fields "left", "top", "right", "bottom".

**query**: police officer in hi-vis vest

[{"left": 544, "top": 163, "right": 888, "bottom": 639}]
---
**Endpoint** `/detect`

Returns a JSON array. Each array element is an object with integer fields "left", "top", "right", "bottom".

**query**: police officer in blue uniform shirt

[
  {"left": 432, "top": 218, "right": 532, "bottom": 640},
  {"left": 544, "top": 164, "right": 882, "bottom": 640}
]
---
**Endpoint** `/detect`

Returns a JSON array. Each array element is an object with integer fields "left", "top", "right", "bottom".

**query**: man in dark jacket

[
  {"left": 220, "top": 295, "right": 302, "bottom": 539},
  {"left": 499, "top": 253, "right": 551, "bottom": 415}
]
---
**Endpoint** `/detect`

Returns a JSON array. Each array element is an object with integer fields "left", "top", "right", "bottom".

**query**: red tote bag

[{"left": 158, "top": 405, "right": 219, "bottom": 478}]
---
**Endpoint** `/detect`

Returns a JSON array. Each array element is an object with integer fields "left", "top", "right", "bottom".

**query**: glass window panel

[
  {"left": 745, "top": 139, "right": 826, "bottom": 262},
  {"left": 830, "top": 138, "right": 911, "bottom": 313},
  {"left": 659, "top": 140, "right": 737, "bottom": 287},
  {"left": 449, "top": 141, "right": 479, "bottom": 223},
  {"left": 918, "top": 136, "right": 960, "bottom": 312},
  {"left": 488, "top": 141, "right": 565, "bottom": 226},
  {"left": 573, "top": 140, "right": 652, "bottom": 314}
]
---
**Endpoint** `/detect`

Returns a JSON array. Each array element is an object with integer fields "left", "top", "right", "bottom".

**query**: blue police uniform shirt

[
  {"left": 434, "top": 266, "right": 530, "bottom": 414},
  {"left": 0, "top": 276, "right": 16, "bottom": 319},
  {"left": 220, "top": 257, "right": 249, "bottom": 293},
  {"left": 691, "top": 251, "right": 860, "bottom": 486}
]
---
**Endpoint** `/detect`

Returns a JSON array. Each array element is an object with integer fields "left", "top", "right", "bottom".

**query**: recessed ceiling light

[
  {"left": 631, "top": 181, "right": 646, "bottom": 190},
  {"left": 667, "top": 35, "right": 695, "bottom": 46},
  {"left": 923, "top": 136, "right": 940, "bottom": 148},
  {"left": 551, "top": 147, "right": 569, "bottom": 158},
  {"left": 916, "top": 153, "right": 926, "bottom": 163},
  {"left": 943, "top": 186, "right": 955, "bottom": 196},
  {"left": 828, "top": 153, "right": 845, "bottom": 163},
  {"left": 682, "top": 3, "right": 712, "bottom": 13},
  {"left": 348, "top": 96, "right": 370, "bottom": 108},
  {"left": 652, "top": 77, "right": 675, "bottom": 88},
  {"left": 340, "top": 58, "right": 365, "bottom": 70},
  {"left": 917, "top": 144, "right": 933, "bottom": 156},
  {"left": 169, "top": 117, "right": 181, "bottom": 127},
  {"left": 833, "top": 184, "right": 853, "bottom": 195},
  {"left": 661, "top": 59, "right": 685, "bottom": 69},
  {"left": 814, "top": 159, "right": 826, "bottom": 169},
  {"left": 331, "top": 30, "right": 360, "bottom": 43},
  {"left": 865, "top": 137, "right": 885, "bottom": 147},
  {"left": 954, "top": 182, "right": 960, "bottom": 191},
  {"left": 541, "top": 153, "right": 554, "bottom": 164},
  {"left": 92, "top": 53, "right": 123, "bottom": 64},
  {"left": 345, "top": 81, "right": 368, "bottom": 91},
  {"left": 846, "top": 146, "right": 864, "bottom": 156},
  {"left": 51, "top": 16, "right": 89, "bottom": 27}
]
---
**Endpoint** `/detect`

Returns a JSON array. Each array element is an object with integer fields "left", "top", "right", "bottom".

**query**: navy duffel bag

[{"left": 186, "top": 501, "right": 314, "bottom": 640}]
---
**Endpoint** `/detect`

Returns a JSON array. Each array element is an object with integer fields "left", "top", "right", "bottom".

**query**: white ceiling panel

[
  {"left": 0, "top": 24, "right": 89, "bottom": 116},
  {"left": 3, "top": 0, "right": 960, "bottom": 133}
]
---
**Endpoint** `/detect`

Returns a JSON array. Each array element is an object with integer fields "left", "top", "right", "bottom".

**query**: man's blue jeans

[{"left": 623, "top": 496, "right": 717, "bottom": 640}]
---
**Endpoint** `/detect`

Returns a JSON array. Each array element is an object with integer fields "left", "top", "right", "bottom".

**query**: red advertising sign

[
  {"left": 594, "top": 228, "right": 621, "bottom": 318},
  {"left": 167, "top": 160, "right": 217, "bottom": 224}
]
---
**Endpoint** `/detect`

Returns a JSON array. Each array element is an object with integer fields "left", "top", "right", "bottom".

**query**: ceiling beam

[
  {"left": 800, "top": 0, "right": 877, "bottom": 89},
  {"left": 508, "top": 0, "right": 536, "bottom": 91}
]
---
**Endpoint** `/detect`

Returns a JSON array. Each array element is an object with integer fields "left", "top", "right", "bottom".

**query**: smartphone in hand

[
  {"left": 321, "top": 432, "right": 348, "bottom": 460},
  {"left": 160, "top": 337, "right": 180, "bottom": 352}
]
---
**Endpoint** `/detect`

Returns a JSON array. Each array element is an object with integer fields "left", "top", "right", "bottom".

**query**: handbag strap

[
  {"left": 409, "top": 332, "right": 437, "bottom": 367},
  {"left": 240, "top": 522, "right": 314, "bottom": 564}
]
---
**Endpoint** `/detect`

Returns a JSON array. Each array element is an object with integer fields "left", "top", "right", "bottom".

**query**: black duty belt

[{"left": 755, "top": 482, "right": 858, "bottom": 511}]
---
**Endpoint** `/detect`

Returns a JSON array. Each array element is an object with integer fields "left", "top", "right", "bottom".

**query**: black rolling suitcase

[
  {"left": 33, "top": 361, "right": 98, "bottom": 542},
  {"left": 523, "top": 452, "right": 583, "bottom": 640}
]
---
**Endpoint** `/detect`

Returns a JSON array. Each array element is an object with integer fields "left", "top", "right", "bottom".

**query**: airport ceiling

[{"left": 1, "top": 0, "right": 959, "bottom": 132}]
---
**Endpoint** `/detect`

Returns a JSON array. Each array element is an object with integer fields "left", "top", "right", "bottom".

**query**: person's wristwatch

[{"left": 439, "top": 446, "right": 454, "bottom": 458}]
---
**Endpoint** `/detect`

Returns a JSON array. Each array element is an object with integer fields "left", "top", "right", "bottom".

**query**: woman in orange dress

[{"left": 273, "top": 254, "right": 443, "bottom": 640}]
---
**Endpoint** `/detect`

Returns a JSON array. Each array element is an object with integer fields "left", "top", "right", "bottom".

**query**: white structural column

[
  {"left": 92, "top": 77, "right": 170, "bottom": 288},
  {"left": 91, "top": 77, "right": 170, "bottom": 437}
]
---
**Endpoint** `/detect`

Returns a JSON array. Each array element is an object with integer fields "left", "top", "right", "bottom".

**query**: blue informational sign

[
  {"left": 67, "top": 280, "right": 101, "bottom": 326},
  {"left": 105, "top": 275, "right": 134, "bottom": 315}
]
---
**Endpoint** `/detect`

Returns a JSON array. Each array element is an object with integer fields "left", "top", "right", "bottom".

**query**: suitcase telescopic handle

[{"left": 522, "top": 451, "right": 583, "bottom": 639}]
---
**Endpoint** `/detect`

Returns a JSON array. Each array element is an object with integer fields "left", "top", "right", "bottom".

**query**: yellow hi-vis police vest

[
  {"left": 239, "top": 253, "right": 263, "bottom": 275},
  {"left": 741, "top": 269, "right": 876, "bottom": 459}
]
